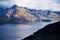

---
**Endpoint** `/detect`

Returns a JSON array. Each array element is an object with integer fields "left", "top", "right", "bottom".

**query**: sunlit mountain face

[{"left": 0, "top": 5, "right": 60, "bottom": 24}]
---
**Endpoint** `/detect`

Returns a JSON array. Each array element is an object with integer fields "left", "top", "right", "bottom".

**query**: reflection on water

[{"left": 0, "top": 21, "right": 56, "bottom": 40}]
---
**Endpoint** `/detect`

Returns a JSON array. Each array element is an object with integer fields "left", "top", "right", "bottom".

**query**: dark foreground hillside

[{"left": 23, "top": 21, "right": 60, "bottom": 40}]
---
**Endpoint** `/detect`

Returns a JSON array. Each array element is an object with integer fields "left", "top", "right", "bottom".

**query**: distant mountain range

[{"left": 0, "top": 5, "right": 60, "bottom": 24}]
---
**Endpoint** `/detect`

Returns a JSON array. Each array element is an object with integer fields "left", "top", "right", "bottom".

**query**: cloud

[
  {"left": 0, "top": 1, "right": 13, "bottom": 7},
  {"left": 0, "top": 0, "right": 7, "bottom": 1},
  {"left": 11, "top": 0, "right": 60, "bottom": 11},
  {"left": 0, "top": 0, "right": 11, "bottom": 1},
  {"left": 0, "top": 0, "right": 60, "bottom": 11},
  {"left": 36, "top": 0, "right": 60, "bottom": 11}
]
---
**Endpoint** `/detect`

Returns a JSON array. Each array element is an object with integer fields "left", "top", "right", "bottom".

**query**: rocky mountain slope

[
  {"left": 23, "top": 21, "right": 60, "bottom": 40},
  {"left": 0, "top": 5, "right": 60, "bottom": 24}
]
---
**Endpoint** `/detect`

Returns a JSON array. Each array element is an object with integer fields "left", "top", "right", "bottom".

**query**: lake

[{"left": 0, "top": 21, "right": 57, "bottom": 40}]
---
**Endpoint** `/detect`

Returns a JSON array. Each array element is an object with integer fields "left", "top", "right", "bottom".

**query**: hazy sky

[{"left": 0, "top": 0, "right": 60, "bottom": 11}]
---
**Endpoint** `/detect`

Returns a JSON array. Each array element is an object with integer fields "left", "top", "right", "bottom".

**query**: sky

[{"left": 0, "top": 0, "right": 60, "bottom": 11}]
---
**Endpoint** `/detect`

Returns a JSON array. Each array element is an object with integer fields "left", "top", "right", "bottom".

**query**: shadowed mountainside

[{"left": 23, "top": 21, "right": 60, "bottom": 40}]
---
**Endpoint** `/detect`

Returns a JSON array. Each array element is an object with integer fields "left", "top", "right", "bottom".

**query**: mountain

[
  {"left": 0, "top": 5, "right": 37, "bottom": 24},
  {"left": 23, "top": 21, "right": 60, "bottom": 40},
  {"left": 28, "top": 10, "right": 60, "bottom": 20},
  {"left": 0, "top": 5, "right": 60, "bottom": 24}
]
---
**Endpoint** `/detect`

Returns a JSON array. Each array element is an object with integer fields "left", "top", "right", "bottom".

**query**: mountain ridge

[{"left": 0, "top": 5, "right": 60, "bottom": 24}]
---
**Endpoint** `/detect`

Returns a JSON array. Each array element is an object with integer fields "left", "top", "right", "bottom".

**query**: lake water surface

[{"left": 0, "top": 21, "right": 57, "bottom": 40}]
